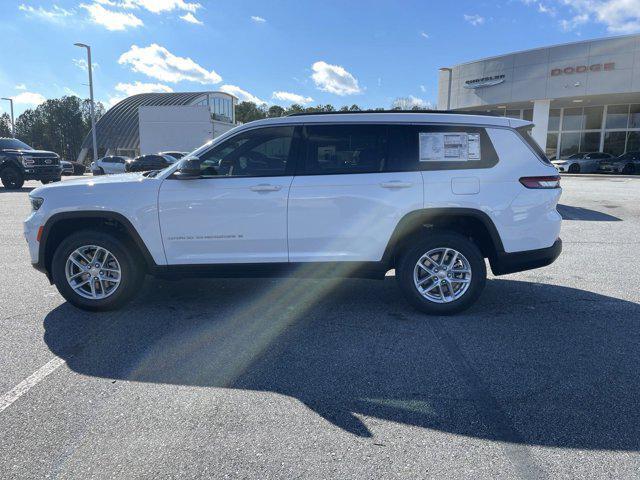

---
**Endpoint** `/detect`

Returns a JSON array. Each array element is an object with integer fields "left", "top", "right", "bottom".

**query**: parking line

[{"left": 0, "top": 357, "right": 66, "bottom": 414}]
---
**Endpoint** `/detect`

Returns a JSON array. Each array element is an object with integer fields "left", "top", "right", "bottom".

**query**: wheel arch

[
  {"left": 382, "top": 208, "right": 505, "bottom": 268},
  {"left": 38, "top": 211, "right": 157, "bottom": 280}
]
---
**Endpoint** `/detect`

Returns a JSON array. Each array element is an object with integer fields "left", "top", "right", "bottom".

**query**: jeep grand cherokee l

[
  {"left": 0, "top": 138, "right": 61, "bottom": 189},
  {"left": 24, "top": 112, "right": 562, "bottom": 315}
]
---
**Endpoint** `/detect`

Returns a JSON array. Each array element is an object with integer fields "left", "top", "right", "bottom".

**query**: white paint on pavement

[{"left": 0, "top": 357, "right": 66, "bottom": 413}]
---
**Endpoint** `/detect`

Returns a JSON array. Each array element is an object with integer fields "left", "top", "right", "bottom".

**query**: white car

[
  {"left": 24, "top": 112, "right": 562, "bottom": 315},
  {"left": 552, "top": 152, "right": 613, "bottom": 173},
  {"left": 60, "top": 160, "right": 74, "bottom": 176},
  {"left": 90, "top": 155, "right": 130, "bottom": 175}
]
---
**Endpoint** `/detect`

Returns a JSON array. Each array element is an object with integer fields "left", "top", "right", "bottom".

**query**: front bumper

[
  {"left": 490, "top": 239, "right": 562, "bottom": 276},
  {"left": 23, "top": 166, "right": 62, "bottom": 181}
]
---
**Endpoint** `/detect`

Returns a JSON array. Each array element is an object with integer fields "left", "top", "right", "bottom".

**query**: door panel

[
  {"left": 158, "top": 125, "right": 299, "bottom": 265},
  {"left": 288, "top": 172, "right": 423, "bottom": 262},
  {"left": 159, "top": 176, "right": 292, "bottom": 264}
]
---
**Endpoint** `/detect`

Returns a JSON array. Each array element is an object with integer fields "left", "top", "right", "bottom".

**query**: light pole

[
  {"left": 74, "top": 43, "right": 98, "bottom": 162},
  {"left": 1, "top": 97, "right": 15, "bottom": 137}
]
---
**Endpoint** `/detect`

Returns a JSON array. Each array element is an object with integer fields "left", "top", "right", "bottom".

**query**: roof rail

[{"left": 286, "top": 109, "right": 503, "bottom": 117}]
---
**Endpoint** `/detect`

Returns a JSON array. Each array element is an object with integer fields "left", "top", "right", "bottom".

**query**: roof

[
  {"left": 81, "top": 92, "right": 210, "bottom": 152},
  {"left": 441, "top": 32, "right": 640, "bottom": 69},
  {"left": 238, "top": 112, "right": 531, "bottom": 129}
]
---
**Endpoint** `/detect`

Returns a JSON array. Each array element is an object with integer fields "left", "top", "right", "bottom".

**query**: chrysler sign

[
  {"left": 464, "top": 74, "right": 506, "bottom": 89},
  {"left": 551, "top": 62, "right": 615, "bottom": 76}
]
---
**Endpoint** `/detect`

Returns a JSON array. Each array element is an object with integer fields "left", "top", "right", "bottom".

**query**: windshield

[{"left": 0, "top": 138, "right": 33, "bottom": 150}]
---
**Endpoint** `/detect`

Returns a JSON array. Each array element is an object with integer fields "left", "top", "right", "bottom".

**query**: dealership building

[{"left": 438, "top": 34, "right": 640, "bottom": 159}]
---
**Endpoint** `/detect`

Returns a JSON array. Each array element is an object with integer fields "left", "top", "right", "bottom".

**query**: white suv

[{"left": 24, "top": 112, "right": 562, "bottom": 314}]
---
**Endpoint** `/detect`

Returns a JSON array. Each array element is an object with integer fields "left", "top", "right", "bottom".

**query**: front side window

[
  {"left": 199, "top": 126, "right": 295, "bottom": 177},
  {"left": 303, "top": 124, "right": 387, "bottom": 175}
]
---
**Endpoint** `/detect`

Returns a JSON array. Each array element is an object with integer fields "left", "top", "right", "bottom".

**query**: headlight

[
  {"left": 30, "top": 196, "right": 44, "bottom": 211},
  {"left": 21, "top": 156, "right": 35, "bottom": 167}
]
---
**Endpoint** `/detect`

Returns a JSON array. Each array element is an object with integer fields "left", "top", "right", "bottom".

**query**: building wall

[{"left": 438, "top": 35, "right": 640, "bottom": 110}]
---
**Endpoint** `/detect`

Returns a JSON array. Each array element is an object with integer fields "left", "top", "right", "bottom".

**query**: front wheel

[
  {"left": 568, "top": 163, "right": 580, "bottom": 173},
  {"left": 622, "top": 163, "right": 635, "bottom": 175},
  {"left": 1, "top": 167, "right": 25, "bottom": 190},
  {"left": 396, "top": 232, "right": 486, "bottom": 315},
  {"left": 51, "top": 230, "right": 145, "bottom": 311}
]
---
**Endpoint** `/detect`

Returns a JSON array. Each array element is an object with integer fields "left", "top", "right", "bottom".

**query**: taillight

[{"left": 519, "top": 175, "right": 561, "bottom": 189}]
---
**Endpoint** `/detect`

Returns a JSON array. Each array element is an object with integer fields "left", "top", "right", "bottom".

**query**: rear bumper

[{"left": 490, "top": 239, "right": 562, "bottom": 276}]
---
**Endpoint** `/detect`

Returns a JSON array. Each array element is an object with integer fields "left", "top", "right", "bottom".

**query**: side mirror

[{"left": 174, "top": 156, "right": 202, "bottom": 179}]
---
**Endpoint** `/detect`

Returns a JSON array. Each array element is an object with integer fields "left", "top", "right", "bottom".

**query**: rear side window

[
  {"left": 516, "top": 127, "right": 552, "bottom": 165},
  {"left": 302, "top": 124, "right": 387, "bottom": 175},
  {"left": 388, "top": 125, "right": 499, "bottom": 171}
]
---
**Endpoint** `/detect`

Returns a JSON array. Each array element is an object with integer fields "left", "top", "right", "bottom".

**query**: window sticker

[{"left": 419, "top": 132, "right": 481, "bottom": 162}]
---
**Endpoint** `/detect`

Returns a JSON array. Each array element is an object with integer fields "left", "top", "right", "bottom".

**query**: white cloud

[
  {"left": 63, "top": 87, "right": 80, "bottom": 97},
  {"left": 12, "top": 92, "right": 46, "bottom": 106},
  {"left": 120, "top": 0, "right": 201, "bottom": 13},
  {"left": 525, "top": 0, "right": 640, "bottom": 33},
  {"left": 420, "top": 85, "right": 427, "bottom": 92},
  {"left": 80, "top": 2, "right": 143, "bottom": 30},
  {"left": 272, "top": 91, "right": 313, "bottom": 105},
  {"left": 73, "top": 58, "right": 99, "bottom": 71},
  {"left": 220, "top": 85, "right": 266, "bottom": 104},
  {"left": 115, "top": 81, "right": 174, "bottom": 96},
  {"left": 18, "top": 3, "right": 73, "bottom": 23},
  {"left": 180, "top": 12, "right": 202, "bottom": 24},
  {"left": 250, "top": 15, "right": 266, "bottom": 23},
  {"left": 420, "top": 31, "right": 429, "bottom": 38},
  {"left": 118, "top": 44, "right": 222, "bottom": 84},
  {"left": 464, "top": 14, "right": 485, "bottom": 26},
  {"left": 311, "top": 61, "right": 362, "bottom": 96},
  {"left": 15, "top": 83, "right": 27, "bottom": 90}
]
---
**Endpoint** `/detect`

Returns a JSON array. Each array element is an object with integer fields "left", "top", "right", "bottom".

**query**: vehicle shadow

[
  {"left": 43, "top": 277, "right": 640, "bottom": 450},
  {"left": 557, "top": 204, "right": 621, "bottom": 221}
]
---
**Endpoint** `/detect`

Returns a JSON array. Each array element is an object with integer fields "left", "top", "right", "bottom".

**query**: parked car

[
  {"left": 552, "top": 152, "right": 614, "bottom": 173},
  {"left": 24, "top": 111, "right": 562, "bottom": 314},
  {"left": 598, "top": 151, "right": 640, "bottom": 174},
  {"left": 0, "top": 137, "right": 61, "bottom": 189},
  {"left": 91, "top": 156, "right": 129, "bottom": 175},
  {"left": 70, "top": 161, "right": 86, "bottom": 175},
  {"left": 60, "top": 160, "right": 74, "bottom": 176},
  {"left": 159, "top": 151, "right": 187, "bottom": 161},
  {"left": 125, "top": 154, "right": 180, "bottom": 172}
]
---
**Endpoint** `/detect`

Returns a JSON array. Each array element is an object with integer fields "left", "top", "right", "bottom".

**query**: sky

[{"left": 1, "top": 0, "right": 640, "bottom": 117}]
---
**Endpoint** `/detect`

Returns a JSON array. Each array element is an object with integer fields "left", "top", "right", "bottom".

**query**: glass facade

[
  {"left": 545, "top": 104, "right": 640, "bottom": 158},
  {"left": 209, "top": 94, "right": 234, "bottom": 123}
]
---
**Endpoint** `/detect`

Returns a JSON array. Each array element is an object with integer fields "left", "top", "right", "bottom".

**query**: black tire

[
  {"left": 622, "top": 163, "right": 635, "bottom": 175},
  {"left": 94, "top": 167, "right": 104, "bottom": 176},
  {"left": 41, "top": 180, "right": 50, "bottom": 185},
  {"left": 396, "top": 232, "right": 486, "bottom": 315},
  {"left": 568, "top": 163, "right": 580, "bottom": 173},
  {"left": 1, "top": 167, "right": 25, "bottom": 190},
  {"left": 51, "top": 230, "right": 145, "bottom": 311}
]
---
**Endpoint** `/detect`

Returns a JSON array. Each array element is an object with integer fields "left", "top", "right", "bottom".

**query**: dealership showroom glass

[{"left": 438, "top": 33, "right": 640, "bottom": 159}]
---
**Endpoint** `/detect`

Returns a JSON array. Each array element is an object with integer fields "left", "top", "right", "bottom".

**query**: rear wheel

[
  {"left": 51, "top": 230, "right": 144, "bottom": 311},
  {"left": 568, "top": 163, "right": 580, "bottom": 173},
  {"left": 396, "top": 232, "right": 486, "bottom": 315},
  {"left": 622, "top": 163, "right": 635, "bottom": 174},
  {"left": 1, "top": 167, "right": 25, "bottom": 190}
]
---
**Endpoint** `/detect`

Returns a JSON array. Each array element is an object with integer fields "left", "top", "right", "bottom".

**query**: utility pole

[
  {"left": 74, "top": 43, "right": 98, "bottom": 162},
  {"left": 1, "top": 97, "right": 15, "bottom": 137}
]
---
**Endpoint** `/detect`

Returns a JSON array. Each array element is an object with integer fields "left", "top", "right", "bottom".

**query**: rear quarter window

[{"left": 388, "top": 125, "right": 499, "bottom": 171}]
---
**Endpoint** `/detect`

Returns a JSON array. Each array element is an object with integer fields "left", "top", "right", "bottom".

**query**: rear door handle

[
  {"left": 250, "top": 184, "right": 282, "bottom": 192},
  {"left": 380, "top": 181, "right": 412, "bottom": 189}
]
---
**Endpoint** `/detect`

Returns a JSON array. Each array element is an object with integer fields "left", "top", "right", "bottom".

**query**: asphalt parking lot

[{"left": 1, "top": 175, "right": 639, "bottom": 479}]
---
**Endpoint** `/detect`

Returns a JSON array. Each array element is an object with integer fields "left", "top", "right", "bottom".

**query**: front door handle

[
  {"left": 380, "top": 181, "right": 412, "bottom": 189},
  {"left": 250, "top": 184, "right": 282, "bottom": 192}
]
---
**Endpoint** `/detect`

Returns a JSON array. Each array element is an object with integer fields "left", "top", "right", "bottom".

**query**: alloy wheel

[
  {"left": 65, "top": 245, "right": 122, "bottom": 300},
  {"left": 413, "top": 247, "right": 472, "bottom": 303}
]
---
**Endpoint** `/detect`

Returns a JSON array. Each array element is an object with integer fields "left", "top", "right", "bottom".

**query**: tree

[
  {"left": 14, "top": 95, "right": 104, "bottom": 161},
  {"left": 0, "top": 113, "right": 12, "bottom": 137},
  {"left": 235, "top": 101, "right": 267, "bottom": 123},
  {"left": 267, "top": 105, "right": 285, "bottom": 118}
]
